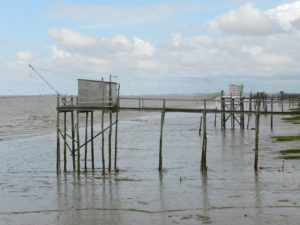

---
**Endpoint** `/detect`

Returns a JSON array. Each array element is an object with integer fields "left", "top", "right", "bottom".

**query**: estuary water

[{"left": 0, "top": 95, "right": 300, "bottom": 225}]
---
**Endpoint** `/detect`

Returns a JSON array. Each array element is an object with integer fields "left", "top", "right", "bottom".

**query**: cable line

[{"left": 28, "top": 64, "right": 60, "bottom": 95}]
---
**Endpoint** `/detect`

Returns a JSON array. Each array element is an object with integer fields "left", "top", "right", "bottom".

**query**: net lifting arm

[{"left": 28, "top": 64, "right": 60, "bottom": 95}]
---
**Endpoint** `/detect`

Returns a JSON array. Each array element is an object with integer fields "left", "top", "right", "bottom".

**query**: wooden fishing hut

[
  {"left": 220, "top": 84, "right": 245, "bottom": 130},
  {"left": 56, "top": 78, "right": 120, "bottom": 175}
]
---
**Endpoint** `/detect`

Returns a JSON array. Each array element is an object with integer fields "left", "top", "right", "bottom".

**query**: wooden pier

[{"left": 56, "top": 80, "right": 300, "bottom": 175}]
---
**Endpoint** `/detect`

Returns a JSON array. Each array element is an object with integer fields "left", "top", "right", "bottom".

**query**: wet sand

[{"left": 0, "top": 96, "right": 300, "bottom": 225}]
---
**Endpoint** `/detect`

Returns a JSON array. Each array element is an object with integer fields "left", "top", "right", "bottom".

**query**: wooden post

[
  {"left": 114, "top": 84, "right": 120, "bottom": 172},
  {"left": 101, "top": 110, "right": 106, "bottom": 175},
  {"left": 199, "top": 115, "right": 202, "bottom": 136},
  {"left": 230, "top": 94, "right": 235, "bottom": 130},
  {"left": 221, "top": 90, "right": 226, "bottom": 130},
  {"left": 240, "top": 96, "right": 245, "bottom": 129},
  {"left": 247, "top": 93, "right": 252, "bottom": 130},
  {"left": 84, "top": 111, "right": 88, "bottom": 172},
  {"left": 101, "top": 78, "right": 106, "bottom": 175},
  {"left": 264, "top": 95, "right": 268, "bottom": 112},
  {"left": 91, "top": 111, "right": 94, "bottom": 170},
  {"left": 108, "top": 75, "right": 112, "bottom": 172},
  {"left": 247, "top": 113, "right": 250, "bottom": 130},
  {"left": 271, "top": 96, "right": 273, "bottom": 130},
  {"left": 201, "top": 100, "right": 207, "bottom": 172},
  {"left": 56, "top": 95, "right": 61, "bottom": 174},
  {"left": 108, "top": 111, "right": 112, "bottom": 172},
  {"left": 254, "top": 93, "right": 261, "bottom": 171},
  {"left": 214, "top": 107, "right": 217, "bottom": 128},
  {"left": 158, "top": 99, "right": 166, "bottom": 172},
  {"left": 71, "top": 109, "right": 76, "bottom": 171},
  {"left": 63, "top": 111, "right": 67, "bottom": 172},
  {"left": 249, "top": 92, "right": 252, "bottom": 113},
  {"left": 76, "top": 110, "right": 81, "bottom": 173}
]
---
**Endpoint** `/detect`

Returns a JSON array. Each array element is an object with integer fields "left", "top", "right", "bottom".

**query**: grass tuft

[
  {"left": 279, "top": 149, "right": 300, "bottom": 155},
  {"left": 279, "top": 148, "right": 300, "bottom": 160},
  {"left": 280, "top": 155, "right": 300, "bottom": 160},
  {"left": 272, "top": 135, "right": 300, "bottom": 142}
]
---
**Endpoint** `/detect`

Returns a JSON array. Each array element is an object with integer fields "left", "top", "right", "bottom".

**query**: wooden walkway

[{"left": 56, "top": 93, "right": 300, "bottom": 175}]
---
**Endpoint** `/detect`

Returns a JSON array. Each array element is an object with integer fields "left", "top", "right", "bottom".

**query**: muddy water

[{"left": 0, "top": 96, "right": 300, "bottom": 225}]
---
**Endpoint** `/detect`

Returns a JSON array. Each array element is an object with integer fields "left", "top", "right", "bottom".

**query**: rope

[{"left": 28, "top": 64, "right": 60, "bottom": 95}]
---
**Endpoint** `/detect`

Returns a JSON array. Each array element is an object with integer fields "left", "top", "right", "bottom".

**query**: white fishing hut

[
  {"left": 229, "top": 84, "right": 243, "bottom": 97},
  {"left": 78, "top": 79, "right": 118, "bottom": 108}
]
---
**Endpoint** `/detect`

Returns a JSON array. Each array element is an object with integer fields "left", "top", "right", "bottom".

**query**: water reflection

[
  {"left": 254, "top": 172, "right": 262, "bottom": 219},
  {"left": 55, "top": 173, "right": 123, "bottom": 225},
  {"left": 201, "top": 172, "right": 210, "bottom": 217}
]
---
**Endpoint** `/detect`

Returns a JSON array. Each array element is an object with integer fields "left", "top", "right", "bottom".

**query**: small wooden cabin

[{"left": 78, "top": 79, "right": 118, "bottom": 107}]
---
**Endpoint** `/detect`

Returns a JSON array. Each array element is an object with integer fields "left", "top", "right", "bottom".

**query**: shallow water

[{"left": 0, "top": 96, "right": 300, "bottom": 225}]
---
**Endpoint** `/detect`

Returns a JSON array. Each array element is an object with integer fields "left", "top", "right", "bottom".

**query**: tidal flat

[{"left": 0, "top": 96, "right": 300, "bottom": 225}]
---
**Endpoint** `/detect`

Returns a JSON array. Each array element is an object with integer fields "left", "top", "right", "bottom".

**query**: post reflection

[
  {"left": 201, "top": 172, "right": 210, "bottom": 216},
  {"left": 56, "top": 172, "right": 122, "bottom": 225}
]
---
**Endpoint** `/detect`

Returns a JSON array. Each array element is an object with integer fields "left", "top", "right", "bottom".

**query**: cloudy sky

[{"left": 1, "top": 0, "right": 300, "bottom": 95}]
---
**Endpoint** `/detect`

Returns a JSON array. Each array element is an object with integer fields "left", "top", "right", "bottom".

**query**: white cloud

[
  {"left": 133, "top": 37, "right": 155, "bottom": 57},
  {"left": 4, "top": 1, "right": 300, "bottom": 95},
  {"left": 16, "top": 51, "right": 33, "bottom": 60},
  {"left": 267, "top": 1, "right": 300, "bottom": 30},
  {"left": 50, "top": 45, "right": 71, "bottom": 59},
  {"left": 216, "top": 4, "right": 282, "bottom": 35},
  {"left": 111, "top": 34, "right": 132, "bottom": 48},
  {"left": 171, "top": 33, "right": 182, "bottom": 47},
  {"left": 48, "top": 28, "right": 96, "bottom": 47}
]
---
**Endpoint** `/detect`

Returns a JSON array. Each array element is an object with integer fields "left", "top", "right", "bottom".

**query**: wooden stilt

[
  {"left": 264, "top": 95, "right": 268, "bottom": 112},
  {"left": 108, "top": 77, "right": 112, "bottom": 172},
  {"left": 247, "top": 114, "right": 250, "bottom": 130},
  {"left": 101, "top": 110, "right": 106, "bottom": 175},
  {"left": 240, "top": 97, "right": 245, "bottom": 129},
  {"left": 56, "top": 95, "right": 61, "bottom": 175},
  {"left": 84, "top": 111, "right": 88, "bottom": 172},
  {"left": 76, "top": 110, "right": 81, "bottom": 173},
  {"left": 221, "top": 90, "right": 226, "bottom": 130},
  {"left": 271, "top": 96, "right": 273, "bottom": 130},
  {"left": 114, "top": 84, "right": 120, "bottom": 172},
  {"left": 201, "top": 100, "right": 207, "bottom": 172},
  {"left": 63, "top": 111, "right": 67, "bottom": 172},
  {"left": 214, "top": 107, "right": 217, "bottom": 128},
  {"left": 91, "top": 111, "right": 94, "bottom": 170},
  {"left": 71, "top": 110, "right": 76, "bottom": 171},
  {"left": 158, "top": 100, "right": 166, "bottom": 172},
  {"left": 249, "top": 92, "right": 252, "bottom": 113},
  {"left": 108, "top": 110, "right": 113, "bottom": 172},
  {"left": 199, "top": 115, "right": 203, "bottom": 136},
  {"left": 230, "top": 94, "right": 235, "bottom": 129},
  {"left": 254, "top": 94, "right": 261, "bottom": 171}
]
